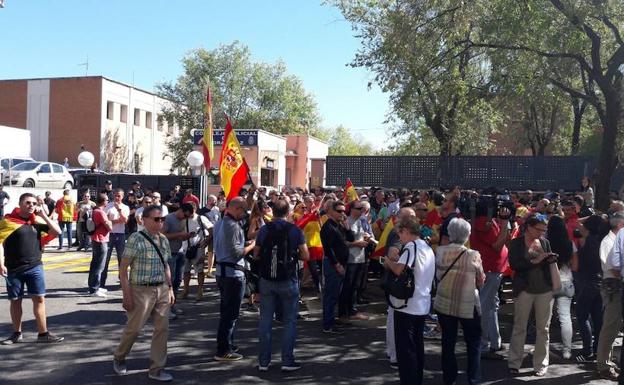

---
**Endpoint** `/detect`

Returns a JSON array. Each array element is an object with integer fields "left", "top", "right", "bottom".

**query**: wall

[
  {"left": 0, "top": 80, "right": 27, "bottom": 130},
  {"left": 27, "top": 79, "right": 50, "bottom": 161},
  {"left": 0, "top": 126, "right": 31, "bottom": 157},
  {"left": 258, "top": 131, "right": 286, "bottom": 187}
]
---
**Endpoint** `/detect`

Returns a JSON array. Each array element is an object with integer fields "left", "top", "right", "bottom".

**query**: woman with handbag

[
  {"left": 384, "top": 217, "right": 435, "bottom": 385},
  {"left": 507, "top": 214, "right": 561, "bottom": 377},
  {"left": 434, "top": 218, "right": 485, "bottom": 385}
]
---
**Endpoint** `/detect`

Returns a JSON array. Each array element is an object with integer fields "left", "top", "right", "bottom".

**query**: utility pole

[{"left": 78, "top": 56, "right": 89, "bottom": 76}]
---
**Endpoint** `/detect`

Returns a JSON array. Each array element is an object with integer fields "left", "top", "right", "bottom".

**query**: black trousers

[
  {"left": 438, "top": 311, "right": 482, "bottom": 385},
  {"left": 394, "top": 311, "right": 426, "bottom": 385}
]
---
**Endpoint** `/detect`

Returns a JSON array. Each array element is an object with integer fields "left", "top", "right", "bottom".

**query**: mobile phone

[{"left": 379, "top": 256, "right": 386, "bottom": 265}]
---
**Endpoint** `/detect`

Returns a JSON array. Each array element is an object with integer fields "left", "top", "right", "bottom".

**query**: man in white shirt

[
  {"left": 104, "top": 189, "right": 130, "bottom": 279},
  {"left": 600, "top": 211, "right": 624, "bottom": 380},
  {"left": 180, "top": 205, "right": 213, "bottom": 300}
]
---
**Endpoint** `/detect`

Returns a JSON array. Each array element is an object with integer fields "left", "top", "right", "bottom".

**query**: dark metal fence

[{"left": 327, "top": 156, "right": 623, "bottom": 191}]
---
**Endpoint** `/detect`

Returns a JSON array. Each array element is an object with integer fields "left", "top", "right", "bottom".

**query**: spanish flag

[
  {"left": 0, "top": 208, "right": 55, "bottom": 248},
  {"left": 371, "top": 216, "right": 396, "bottom": 259},
  {"left": 296, "top": 212, "right": 323, "bottom": 261},
  {"left": 202, "top": 84, "right": 215, "bottom": 169},
  {"left": 219, "top": 116, "right": 250, "bottom": 201},
  {"left": 345, "top": 178, "right": 358, "bottom": 204}
]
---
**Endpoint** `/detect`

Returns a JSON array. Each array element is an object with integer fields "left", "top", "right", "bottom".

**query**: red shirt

[
  {"left": 469, "top": 216, "right": 509, "bottom": 273},
  {"left": 182, "top": 194, "right": 200, "bottom": 208},
  {"left": 91, "top": 208, "right": 110, "bottom": 243},
  {"left": 565, "top": 214, "right": 581, "bottom": 247},
  {"left": 423, "top": 208, "right": 442, "bottom": 228}
]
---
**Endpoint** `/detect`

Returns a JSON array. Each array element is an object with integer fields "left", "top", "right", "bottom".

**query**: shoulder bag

[{"left": 383, "top": 241, "right": 417, "bottom": 309}]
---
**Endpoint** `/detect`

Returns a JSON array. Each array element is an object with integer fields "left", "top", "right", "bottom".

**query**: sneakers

[
  {"left": 282, "top": 362, "right": 302, "bottom": 372},
  {"left": 148, "top": 370, "right": 173, "bottom": 382},
  {"left": 562, "top": 350, "right": 572, "bottom": 360},
  {"left": 322, "top": 327, "right": 344, "bottom": 335},
  {"left": 423, "top": 327, "right": 441, "bottom": 339},
  {"left": 2, "top": 332, "right": 22, "bottom": 345},
  {"left": 258, "top": 364, "right": 270, "bottom": 372},
  {"left": 534, "top": 367, "right": 548, "bottom": 377},
  {"left": 576, "top": 353, "right": 596, "bottom": 363},
  {"left": 113, "top": 359, "right": 127, "bottom": 375},
  {"left": 91, "top": 290, "right": 107, "bottom": 298},
  {"left": 390, "top": 361, "right": 399, "bottom": 370},
  {"left": 37, "top": 332, "right": 64, "bottom": 343},
  {"left": 349, "top": 312, "right": 370, "bottom": 321},
  {"left": 335, "top": 317, "right": 352, "bottom": 326},
  {"left": 99, "top": 288, "right": 108, "bottom": 293},
  {"left": 214, "top": 352, "right": 243, "bottom": 361}
]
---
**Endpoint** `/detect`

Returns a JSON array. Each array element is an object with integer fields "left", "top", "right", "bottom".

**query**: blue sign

[{"left": 193, "top": 129, "right": 258, "bottom": 147}]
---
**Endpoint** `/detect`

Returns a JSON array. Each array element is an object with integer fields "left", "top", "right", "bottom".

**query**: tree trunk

[
  {"left": 570, "top": 98, "right": 585, "bottom": 155},
  {"left": 594, "top": 94, "right": 621, "bottom": 211}
]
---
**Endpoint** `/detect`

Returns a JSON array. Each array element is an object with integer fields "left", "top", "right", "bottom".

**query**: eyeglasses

[
  {"left": 24, "top": 201, "right": 37, "bottom": 206},
  {"left": 146, "top": 217, "right": 166, "bottom": 222}
]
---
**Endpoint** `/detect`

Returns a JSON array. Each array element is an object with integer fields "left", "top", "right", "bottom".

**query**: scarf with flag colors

[
  {"left": 296, "top": 211, "right": 323, "bottom": 261},
  {"left": 0, "top": 208, "right": 55, "bottom": 248},
  {"left": 371, "top": 216, "right": 396, "bottom": 259},
  {"left": 202, "top": 85, "right": 215, "bottom": 169},
  {"left": 219, "top": 116, "right": 251, "bottom": 201}
]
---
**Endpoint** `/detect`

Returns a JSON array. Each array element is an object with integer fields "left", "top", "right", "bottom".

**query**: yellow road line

[
  {"left": 66, "top": 260, "right": 118, "bottom": 273},
  {"left": 42, "top": 253, "right": 87, "bottom": 262}
]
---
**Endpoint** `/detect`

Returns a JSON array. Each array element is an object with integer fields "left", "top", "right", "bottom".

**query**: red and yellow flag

[
  {"left": 371, "top": 216, "right": 396, "bottom": 259},
  {"left": 201, "top": 85, "right": 215, "bottom": 169},
  {"left": 0, "top": 208, "right": 56, "bottom": 248},
  {"left": 296, "top": 212, "right": 323, "bottom": 261},
  {"left": 344, "top": 178, "right": 358, "bottom": 204},
  {"left": 219, "top": 116, "right": 250, "bottom": 201}
]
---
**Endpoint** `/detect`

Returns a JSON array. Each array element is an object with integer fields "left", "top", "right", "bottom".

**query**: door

[
  {"left": 52, "top": 164, "right": 65, "bottom": 188},
  {"left": 37, "top": 163, "right": 53, "bottom": 188}
]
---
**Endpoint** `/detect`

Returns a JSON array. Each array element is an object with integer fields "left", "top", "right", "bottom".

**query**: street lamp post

[
  {"left": 77, "top": 151, "right": 95, "bottom": 169},
  {"left": 186, "top": 151, "right": 204, "bottom": 176}
]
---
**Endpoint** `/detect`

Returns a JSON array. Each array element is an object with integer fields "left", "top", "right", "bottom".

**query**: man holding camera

[{"left": 470, "top": 202, "right": 511, "bottom": 359}]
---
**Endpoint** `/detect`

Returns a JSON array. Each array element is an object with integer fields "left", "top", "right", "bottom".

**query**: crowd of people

[{"left": 3, "top": 175, "right": 624, "bottom": 384}]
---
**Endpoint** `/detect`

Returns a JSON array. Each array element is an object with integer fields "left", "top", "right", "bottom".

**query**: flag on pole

[
  {"left": 344, "top": 178, "right": 359, "bottom": 204},
  {"left": 371, "top": 216, "right": 396, "bottom": 259},
  {"left": 219, "top": 116, "right": 250, "bottom": 201},
  {"left": 201, "top": 85, "right": 214, "bottom": 169}
]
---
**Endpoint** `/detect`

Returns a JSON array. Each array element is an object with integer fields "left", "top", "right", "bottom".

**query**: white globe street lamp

[
  {"left": 186, "top": 151, "right": 204, "bottom": 175},
  {"left": 77, "top": 151, "right": 95, "bottom": 168}
]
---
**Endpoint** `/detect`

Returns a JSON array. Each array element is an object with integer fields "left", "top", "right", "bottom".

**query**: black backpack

[{"left": 259, "top": 221, "right": 297, "bottom": 281}]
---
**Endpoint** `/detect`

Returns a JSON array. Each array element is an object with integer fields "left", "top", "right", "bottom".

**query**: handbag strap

[
  {"left": 387, "top": 241, "right": 419, "bottom": 310},
  {"left": 139, "top": 231, "right": 168, "bottom": 273},
  {"left": 436, "top": 249, "right": 468, "bottom": 286}
]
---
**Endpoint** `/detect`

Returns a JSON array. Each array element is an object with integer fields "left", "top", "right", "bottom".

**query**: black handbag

[{"left": 383, "top": 241, "right": 417, "bottom": 309}]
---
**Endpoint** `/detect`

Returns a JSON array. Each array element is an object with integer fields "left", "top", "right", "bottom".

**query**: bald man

[{"left": 213, "top": 197, "right": 256, "bottom": 361}]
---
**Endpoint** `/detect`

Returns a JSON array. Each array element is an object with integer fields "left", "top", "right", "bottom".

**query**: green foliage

[
  {"left": 156, "top": 41, "right": 322, "bottom": 169},
  {"left": 328, "top": 125, "right": 375, "bottom": 155}
]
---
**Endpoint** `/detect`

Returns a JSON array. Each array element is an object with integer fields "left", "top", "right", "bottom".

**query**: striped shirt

[
  {"left": 123, "top": 231, "right": 171, "bottom": 285},
  {"left": 433, "top": 244, "right": 485, "bottom": 319}
]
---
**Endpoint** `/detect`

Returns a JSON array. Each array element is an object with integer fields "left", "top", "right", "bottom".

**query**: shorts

[
  {"left": 5, "top": 264, "right": 46, "bottom": 300},
  {"left": 183, "top": 249, "right": 206, "bottom": 274}
]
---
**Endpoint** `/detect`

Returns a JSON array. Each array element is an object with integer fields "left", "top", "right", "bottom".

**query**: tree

[
  {"left": 462, "top": 0, "right": 624, "bottom": 210},
  {"left": 156, "top": 41, "right": 323, "bottom": 170},
  {"left": 328, "top": 125, "right": 375, "bottom": 155},
  {"left": 333, "top": 0, "right": 502, "bottom": 156}
]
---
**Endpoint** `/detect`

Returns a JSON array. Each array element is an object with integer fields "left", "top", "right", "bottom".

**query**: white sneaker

[
  {"left": 92, "top": 290, "right": 106, "bottom": 298},
  {"left": 563, "top": 350, "right": 572, "bottom": 360},
  {"left": 98, "top": 288, "right": 108, "bottom": 293}
]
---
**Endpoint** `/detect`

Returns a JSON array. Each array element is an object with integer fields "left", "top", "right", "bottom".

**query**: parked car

[
  {"left": 3, "top": 161, "right": 74, "bottom": 189},
  {"left": 0, "top": 157, "right": 35, "bottom": 180},
  {"left": 67, "top": 167, "right": 109, "bottom": 179}
]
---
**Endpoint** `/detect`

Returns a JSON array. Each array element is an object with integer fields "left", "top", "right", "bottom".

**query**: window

[
  {"left": 157, "top": 115, "right": 164, "bottom": 131},
  {"left": 134, "top": 108, "right": 140, "bottom": 126},
  {"left": 106, "top": 101, "right": 114, "bottom": 120},
  {"left": 146, "top": 111, "right": 152, "bottom": 129},
  {"left": 52, "top": 164, "right": 63, "bottom": 173},
  {"left": 167, "top": 117, "right": 174, "bottom": 134},
  {"left": 120, "top": 104, "right": 128, "bottom": 123},
  {"left": 39, "top": 164, "right": 51, "bottom": 173}
]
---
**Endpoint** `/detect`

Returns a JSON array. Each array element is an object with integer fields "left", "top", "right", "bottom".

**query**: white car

[{"left": 3, "top": 161, "right": 74, "bottom": 189}]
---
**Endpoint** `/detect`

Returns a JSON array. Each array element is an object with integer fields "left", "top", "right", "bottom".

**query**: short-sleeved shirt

[
  {"left": 469, "top": 216, "right": 508, "bottom": 273},
  {"left": 347, "top": 216, "right": 366, "bottom": 264},
  {"left": 123, "top": 231, "right": 171, "bottom": 285},
  {"left": 91, "top": 208, "right": 110, "bottom": 243},
  {"left": 0, "top": 215, "right": 49, "bottom": 273},
  {"left": 105, "top": 202, "right": 130, "bottom": 234},
  {"left": 163, "top": 213, "right": 185, "bottom": 253},
  {"left": 390, "top": 239, "right": 436, "bottom": 316}
]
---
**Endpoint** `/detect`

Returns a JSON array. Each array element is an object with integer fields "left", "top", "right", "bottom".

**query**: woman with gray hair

[{"left": 434, "top": 217, "right": 485, "bottom": 385}]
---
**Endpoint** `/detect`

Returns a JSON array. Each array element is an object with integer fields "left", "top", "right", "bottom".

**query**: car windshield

[{"left": 11, "top": 162, "right": 39, "bottom": 171}]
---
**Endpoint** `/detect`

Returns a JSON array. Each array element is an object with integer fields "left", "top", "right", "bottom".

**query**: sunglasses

[
  {"left": 352, "top": 206, "right": 363, "bottom": 210},
  {"left": 147, "top": 217, "right": 166, "bottom": 222},
  {"left": 335, "top": 209, "right": 346, "bottom": 214}
]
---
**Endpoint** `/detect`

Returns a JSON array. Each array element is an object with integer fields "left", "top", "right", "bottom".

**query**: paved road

[{"left": 0, "top": 245, "right": 618, "bottom": 384}]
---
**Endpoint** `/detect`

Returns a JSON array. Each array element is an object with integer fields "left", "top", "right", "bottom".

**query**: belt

[{"left": 133, "top": 282, "right": 164, "bottom": 287}]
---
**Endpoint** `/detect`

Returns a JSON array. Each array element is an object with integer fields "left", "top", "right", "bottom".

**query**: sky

[{"left": 0, "top": 0, "right": 392, "bottom": 148}]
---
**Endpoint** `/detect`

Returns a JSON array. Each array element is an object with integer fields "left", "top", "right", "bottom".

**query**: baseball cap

[
  {"left": 132, "top": 181, "right": 141, "bottom": 185},
  {"left": 105, "top": 180, "right": 112, "bottom": 184}
]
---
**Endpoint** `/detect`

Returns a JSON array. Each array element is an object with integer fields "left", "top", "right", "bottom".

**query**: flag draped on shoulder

[
  {"left": 219, "top": 116, "right": 250, "bottom": 201},
  {"left": 344, "top": 178, "right": 358, "bottom": 204},
  {"left": 201, "top": 85, "right": 215, "bottom": 169},
  {"left": 296, "top": 211, "right": 323, "bottom": 261},
  {"left": 371, "top": 216, "right": 396, "bottom": 259},
  {"left": 0, "top": 208, "right": 55, "bottom": 248}
]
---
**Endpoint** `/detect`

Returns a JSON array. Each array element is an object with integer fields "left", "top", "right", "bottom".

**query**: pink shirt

[{"left": 91, "top": 208, "right": 110, "bottom": 243}]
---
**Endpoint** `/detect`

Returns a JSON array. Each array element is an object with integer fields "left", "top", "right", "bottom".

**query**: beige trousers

[
  {"left": 508, "top": 291, "right": 554, "bottom": 371},
  {"left": 114, "top": 284, "right": 170, "bottom": 374},
  {"left": 596, "top": 286, "right": 622, "bottom": 371}
]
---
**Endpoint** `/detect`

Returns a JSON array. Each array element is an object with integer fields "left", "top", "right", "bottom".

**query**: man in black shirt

[
  {"left": 102, "top": 180, "right": 115, "bottom": 202},
  {"left": 0, "top": 193, "right": 63, "bottom": 344},
  {"left": 320, "top": 200, "right": 353, "bottom": 334}
]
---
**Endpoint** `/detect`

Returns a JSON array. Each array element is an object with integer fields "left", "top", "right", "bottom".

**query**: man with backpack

[
  {"left": 253, "top": 199, "right": 309, "bottom": 372},
  {"left": 88, "top": 193, "right": 113, "bottom": 297}
]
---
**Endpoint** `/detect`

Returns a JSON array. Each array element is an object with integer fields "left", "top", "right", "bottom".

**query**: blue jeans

[
  {"left": 258, "top": 277, "right": 299, "bottom": 366},
  {"left": 107, "top": 233, "right": 126, "bottom": 265},
  {"left": 58, "top": 221, "right": 73, "bottom": 248},
  {"left": 88, "top": 241, "right": 109, "bottom": 293},
  {"left": 308, "top": 260, "right": 322, "bottom": 293},
  {"left": 168, "top": 252, "right": 185, "bottom": 296},
  {"left": 554, "top": 280, "right": 575, "bottom": 352},
  {"left": 438, "top": 310, "right": 482, "bottom": 385},
  {"left": 6, "top": 264, "right": 46, "bottom": 299},
  {"left": 479, "top": 272, "right": 503, "bottom": 351},
  {"left": 322, "top": 258, "right": 344, "bottom": 330},
  {"left": 575, "top": 280, "right": 603, "bottom": 356},
  {"left": 216, "top": 275, "right": 246, "bottom": 355}
]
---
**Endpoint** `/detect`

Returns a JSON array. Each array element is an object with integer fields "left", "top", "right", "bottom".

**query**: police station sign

[{"left": 192, "top": 129, "right": 258, "bottom": 147}]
